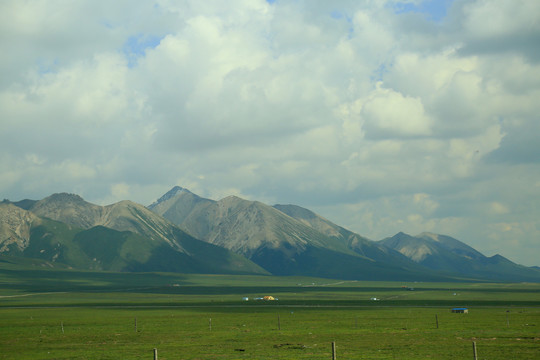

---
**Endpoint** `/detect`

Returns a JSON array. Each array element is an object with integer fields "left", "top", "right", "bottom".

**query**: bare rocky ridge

[
  {"left": 379, "top": 232, "right": 540, "bottom": 281},
  {"left": 379, "top": 232, "right": 484, "bottom": 263},
  {"left": 148, "top": 186, "right": 215, "bottom": 237},
  {"left": 148, "top": 186, "right": 540, "bottom": 281},
  {"left": 30, "top": 193, "right": 102, "bottom": 229},
  {"left": 31, "top": 194, "right": 183, "bottom": 250},
  {"left": 148, "top": 188, "right": 441, "bottom": 279},
  {"left": 273, "top": 204, "right": 342, "bottom": 237},
  {"left": 150, "top": 191, "right": 351, "bottom": 257},
  {"left": 272, "top": 204, "right": 407, "bottom": 262},
  {"left": 1, "top": 188, "right": 539, "bottom": 281},
  {"left": 0, "top": 203, "right": 39, "bottom": 252},
  {"left": 0, "top": 193, "right": 266, "bottom": 275}
]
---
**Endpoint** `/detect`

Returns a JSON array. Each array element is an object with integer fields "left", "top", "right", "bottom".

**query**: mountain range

[
  {"left": 0, "top": 193, "right": 265, "bottom": 274},
  {"left": 1, "top": 186, "right": 539, "bottom": 282}
]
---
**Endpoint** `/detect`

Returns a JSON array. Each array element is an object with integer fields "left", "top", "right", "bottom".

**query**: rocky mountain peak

[
  {"left": 149, "top": 186, "right": 191, "bottom": 208},
  {"left": 218, "top": 195, "right": 246, "bottom": 207},
  {"left": 417, "top": 232, "right": 440, "bottom": 242},
  {"left": 45, "top": 193, "right": 86, "bottom": 203},
  {"left": 3, "top": 187, "right": 538, "bottom": 281},
  {"left": 30, "top": 193, "right": 101, "bottom": 229}
]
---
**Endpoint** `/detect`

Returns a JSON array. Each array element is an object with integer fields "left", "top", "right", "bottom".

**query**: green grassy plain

[{"left": 1, "top": 260, "right": 539, "bottom": 359}]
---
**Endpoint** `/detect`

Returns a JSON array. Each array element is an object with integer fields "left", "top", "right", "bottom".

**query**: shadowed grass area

[{"left": 1, "top": 257, "right": 540, "bottom": 307}]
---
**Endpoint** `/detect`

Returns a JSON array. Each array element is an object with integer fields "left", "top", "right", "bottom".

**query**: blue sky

[
  {"left": 123, "top": 34, "right": 163, "bottom": 67},
  {"left": 1, "top": 0, "right": 539, "bottom": 266},
  {"left": 393, "top": 0, "right": 454, "bottom": 21}
]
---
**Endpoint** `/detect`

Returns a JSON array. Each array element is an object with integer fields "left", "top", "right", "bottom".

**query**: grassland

[{"left": 1, "top": 259, "right": 539, "bottom": 359}]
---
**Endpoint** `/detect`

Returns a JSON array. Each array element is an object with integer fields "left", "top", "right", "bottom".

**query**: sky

[{"left": 1, "top": 0, "right": 539, "bottom": 266}]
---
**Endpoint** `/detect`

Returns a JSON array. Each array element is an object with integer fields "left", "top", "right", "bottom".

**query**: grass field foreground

[
  {"left": 1, "top": 306, "right": 539, "bottom": 359},
  {"left": 1, "top": 263, "right": 539, "bottom": 359}
]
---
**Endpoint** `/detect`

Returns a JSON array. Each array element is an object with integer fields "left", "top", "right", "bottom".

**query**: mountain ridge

[
  {"left": 379, "top": 232, "right": 540, "bottom": 282},
  {"left": 148, "top": 186, "right": 540, "bottom": 281},
  {"left": 146, "top": 188, "right": 473, "bottom": 280},
  {"left": 2, "top": 187, "right": 538, "bottom": 281},
  {"left": 1, "top": 194, "right": 267, "bottom": 275}
]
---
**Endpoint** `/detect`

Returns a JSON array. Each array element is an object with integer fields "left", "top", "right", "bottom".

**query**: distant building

[
  {"left": 242, "top": 297, "right": 249, "bottom": 301},
  {"left": 451, "top": 308, "right": 468, "bottom": 313}
]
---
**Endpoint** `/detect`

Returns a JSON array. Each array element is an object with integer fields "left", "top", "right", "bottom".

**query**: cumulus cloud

[
  {"left": 457, "top": 0, "right": 540, "bottom": 62},
  {"left": 360, "top": 85, "right": 433, "bottom": 138},
  {"left": 0, "top": 0, "right": 539, "bottom": 266}
]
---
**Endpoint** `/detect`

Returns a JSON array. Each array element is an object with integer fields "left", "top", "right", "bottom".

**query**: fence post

[
  {"left": 435, "top": 314, "right": 439, "bottom": 329},
  {"left": 472, "top": 341, "right": 477, "bottom": 360},
  {"left": 61, "top": 321, "right": 64, "bottom": 334},
  {"left": 332, "top": 341, "right": 336, "bottom": 360},
  {"left": 153, "top": 348, "right": 158, "bottom": 360},
  {"left": 209, "top": 318, "right": 212, "bottom": 331}
]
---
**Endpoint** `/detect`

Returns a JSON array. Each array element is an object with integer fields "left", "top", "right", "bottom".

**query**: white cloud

[
  {"left": 110, "top": 183, "right": 130, "bottom": 200},
  {"left": 461, "top": 0, "right": 540, "bottom": 40},
  {"left": 0, "top": 0, "right": 539, "bottom": 266},
  {"left": 456, "top": 0, "right": 540, "bottom": 62},
  {"left": 488, "top": 202, "right": 509, "bottom": 215},
  {"left": 360, "top": 85, "right": 433, "bottom": 138}
]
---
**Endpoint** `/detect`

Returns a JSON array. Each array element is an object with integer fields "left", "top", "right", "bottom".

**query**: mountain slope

[
  {"left": 151, "top": 188, "right": 332, "bottom": 255},
  {"left": 5, "top": 188, "right": 538, "bottom": 281},
  {"left": 148, "top": 186, "right": 214, "bottom": 226},
  {"left": 0, "top": 202, "right": 41, "bottom": 253},
  {"left": 273, "top": 204, "right": 414, "bottom": 266},
  {"left": 31, "top": 193, "right": 196, "bottom": 250},
  {"left": 148, "top": 188, "right": 446, "bottom": 280},
  {"left": 1, "top": 195, "right": 267, "bottom": 275},
  {"left": 29, "top": 193, "right": 104, "bottom": 229},
  {"left": 379, "top": 232, "right": 540, "bottom": 281}
]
